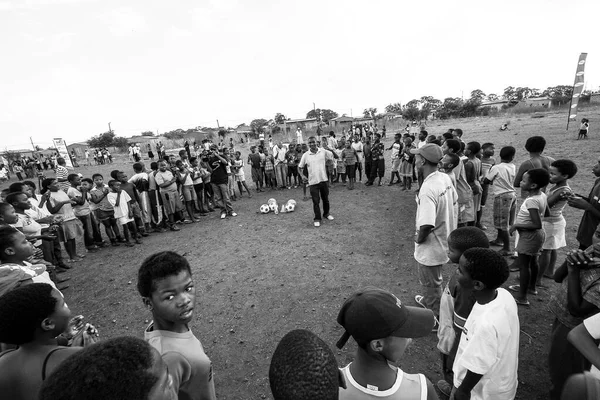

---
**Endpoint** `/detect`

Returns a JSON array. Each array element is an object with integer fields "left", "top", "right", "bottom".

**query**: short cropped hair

[
  {"left": 5, "top": 191, "right": 27, "bottom": 205},
  {"left": 132, "top": 162, "right": 143, "bottom": 172},
  {"left": 525, "top": 168, "right": 550, "bottom": 188},
  {"left": 150, "top": 162, "right": 158, "bottom": 170},
  {"left": 453, "top": 128, "right": 463, "bottom": 137},
  {"left": 0, "top": 203, "right": 14, "bottom": 218},
  {"left": 500, "top": 146, "right": 516, "bottom": 160},
  {"left": 462, "top": 248, "right": 509, "bottom": 289},
  {"left": 269, "top": 329, "right": 339, "bottom": 400},
  {"left": 137, "top": 251, "right": 192, "bottom": 297},
  {"left": 67, "top": 174, "right": 79, "bottom": 182},
  {"left": 92, "top": 173, "right": 103, "bottom": 180},
  {"left": 8, "top": 182, "right": 26, "bottom": 193},
  {"left": 524, "top": 136, "right": 546, "bottom": 153},
  {"left": 466, "top": 141, "right": 481, "bottom": 154},
  {"left": 107, "top": 180, "right": 119, "bottom": 187},
  {"left": 110, "top": 170, "right": 120, "bottom": 180},
  {"left": 482, "top": 142, "right": 494, "bottom": 150},
  {"left": 81, "top": 178, "right": 93, "bottom": 185},
  {"left": 39, "top": 336, "right": 159, "bottom": 400},
  {"left": 22, "top": 180, "right": 36, "bottom": 191},
  {"left": 445, "top": 139, "right": 461, "bottom": 154},
  {"left": 0, "top": 283, "right": 56, "bottom": 345},
  {"left": 442, "top": 132, "right": 454, "bottom": 140},
  {"left": 444, "top": 153, "right": 460, "bottom": 168},
  {"left": 551, "top": 159, "right": 578, "bottom": 179},
  {"left": 448, "top": 227, "right": 489, "bottom": 253}
]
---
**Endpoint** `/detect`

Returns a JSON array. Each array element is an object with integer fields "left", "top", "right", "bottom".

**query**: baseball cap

[
  {"left": 336, "top": 287, "right": 435, "bottom": 349},
  {"left": 410, "top": 143, "right": 443, "bottom": 163}
]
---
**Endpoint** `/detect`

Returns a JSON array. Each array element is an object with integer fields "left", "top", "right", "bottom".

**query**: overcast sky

[{"left": 1, "top": 0, "right": 598, "bottom": 150}]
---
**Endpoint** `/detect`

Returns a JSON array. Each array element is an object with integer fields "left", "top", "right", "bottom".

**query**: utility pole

[
  {"left": 108, "top": 122, "right": 112, "bottom": 134},
  {"left": 216, "top": 119, "right": 220, "bottom": 128},
  {"left": 30, "top": 136, "right": 36, "bottom": 152}
]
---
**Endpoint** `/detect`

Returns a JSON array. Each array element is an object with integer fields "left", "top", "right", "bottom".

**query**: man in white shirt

[
  {"left": 351, "top": 136, "right": 364, "bottom": 182},
  {"left": 298, "top": 136, "right": 334, "bottom": 227},
  {"left": 411, "top": 144, "right": 458, "bottom": 327},
  {"left": 296, "top": 127, "right": 303, "bottom": 144},
  {"left": 273, "top": 142, "right": 287, "bottom": 189}
]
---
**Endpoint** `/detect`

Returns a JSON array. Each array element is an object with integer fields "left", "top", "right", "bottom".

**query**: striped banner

[{"left": 567, "top": 53, "right": 587, "bottom": 128}]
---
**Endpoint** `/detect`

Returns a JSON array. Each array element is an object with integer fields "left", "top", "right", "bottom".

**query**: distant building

[
  {"left": 590, "top": 92, "right": 600, "bottom": 105},
  {"left": 66, "top": 142, "right": 89, "bottom": 158},
  {"left": 514, "top": 96, "right": 552, "bottom": 109},
  {"left": 330, "top": 115, "right": 355, "bottom": 129},
  {"left": 279, "top": 118, "right": 319, "bottom": 134}
]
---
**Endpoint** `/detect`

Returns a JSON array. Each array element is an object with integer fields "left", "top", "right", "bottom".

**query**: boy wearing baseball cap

[{"left": 336, "top": 287, "right": 439, "bottom": 400}]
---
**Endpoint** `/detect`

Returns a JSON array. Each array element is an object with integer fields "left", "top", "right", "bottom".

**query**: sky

[{"left": 1, "top": 0, "right": 599, "bottom": 150}]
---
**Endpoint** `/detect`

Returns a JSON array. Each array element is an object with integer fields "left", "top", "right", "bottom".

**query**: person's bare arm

[{"left": 568, "top": 323, "right": 600, "bottom": 370}]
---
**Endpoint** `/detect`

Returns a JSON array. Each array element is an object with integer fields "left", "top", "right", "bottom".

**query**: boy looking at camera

[{"left": 138, "top": 251, "right": 216, "bottom": 400}]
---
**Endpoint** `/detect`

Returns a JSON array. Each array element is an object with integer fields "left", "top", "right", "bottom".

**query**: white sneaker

[
  {"left": 220, "top": 213, "right": 226, "bottom": 219},
  {"left": 326, "top": 215, "right": 334, "bottom": 221},
  {"left": 230, "top": 212, "right": 237, "bottom": 217},
  {"left": 314, "top": 221, "right": 321, "bottom": 227}
]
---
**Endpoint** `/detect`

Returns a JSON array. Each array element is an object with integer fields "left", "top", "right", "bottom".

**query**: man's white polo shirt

[{"left": 298, "top": 148, "right": 333, "bottom": 186}]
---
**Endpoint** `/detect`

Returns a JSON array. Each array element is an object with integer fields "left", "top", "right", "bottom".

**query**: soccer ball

[
  {"left": 259, "top": 204, "right": 270, "bottom": 214},
  {"left": 285, "top": 199, "right": 296, "bottom": 213},
  {"left": 268, "top": 198, "right": 278, "bottom": 214}
]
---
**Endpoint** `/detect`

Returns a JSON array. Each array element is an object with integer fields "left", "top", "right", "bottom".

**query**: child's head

[
  {"left": 270, "top": 329, "right": 341, "bottom": 400},
  {"left": 447, "top": 227, "right": 489, "bottom": 263},
  {"left": 175, "top": 160, "right": 184, "bottom": 170},
  {"left": 442, "top": 139, "right": 460, "bottom": 155},
  {"left": 0, "top": 283, "right": 70, "bottom": 345},
  {"left": 438, "top": 153, "right": 460, "bottom": 174},
  {"left": 158, "top": 161, "right": 168, "bottom": 172},
  {"left": 178, "top": 150, "right": 187, "bottom": 160},
  {"left": 250, "top": 146, "right": 256, "bottom": 153},
  {"left": 235, "top": 151, "right": 241, "bottom": 159},
  {"left": 336, "top": 287, "right": 434, "bottom": 362},
  {"left": 117, "top": 171, "right": 128, "bottom": 182},
  {"left": 499, "top": 146, "right": 516, "bottom": 162},
  {"left": 521, "top": 168, "right": 550, "bottom": 192},
  {"left": 482, "top": 142, "right": 495, "bottom": 157},
  {"left": 133, "top": 162, "right": 144, "bottom": 173},
  {"left": 458, "top": 248, "right": 509, "bottom": 291},
  {"left": 39, "top": 336, "right": 176, "bottom": 400},
  {"left": 550, "top": 159, "right": 577, "bottom": 184},
  {"left": 81, "top": 178, "right": 93, "bottom": 191},
  {"left": 150, "top": 162, "right": 158, "bottom": 171},
  {"left": 0, "top": 202, "right": 18, "bottom": 224},
  {"left": 67, "top": 173, "right": 81, "bottom": 186},
  {"left": 41, "top": 178, "right": 58, "bottom": 193},
  {"left": 5, "top": 192, "right": 31, "bottom": 212},
  {"left": 465, "top": 141, "right": 481, "bottom": 157},
  {"left": 92, "top": 174, "right": 104, "bottom": 186},
  {"left": 137, "top": 251, "right": 195, "bottom": 326},
  {"left": 0, "top": 226, "right": 35, "bottom": 262},
  {"left": 524, "top": 135, "right": 546, "bottom": 153},
  {"left": 108, "top": 180, "right": 121, "bottom": 192},
  {"left": 594, "top": 157, "right": 600, "bottom": 178},
  {"left": 189, "top": 157, "right": 198, "bottom": 167}
]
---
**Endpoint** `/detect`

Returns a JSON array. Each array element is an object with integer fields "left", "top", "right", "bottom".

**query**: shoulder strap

[
  {"left": 419, "top": 374, "right": 428, "bottom": 400},
  {"left": 42, "top": 347, "right": 68, "bottom": 380}
]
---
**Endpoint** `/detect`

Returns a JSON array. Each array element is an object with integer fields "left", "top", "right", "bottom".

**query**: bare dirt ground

[{"left": 2, "top": 106, "right": 599, "bottom": 399}]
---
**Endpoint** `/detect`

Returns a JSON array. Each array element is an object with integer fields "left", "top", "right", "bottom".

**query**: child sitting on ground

[
  {"left": 106, "top": 180, "right": 141, "bottom": 247},
  {"left": 436, "top": 227, "right": 489, "bottom": 397},
  {"left": 138, "top": 251, "right": 216, "bottom": 400},
  {"left": 452, "top": 248, "right": 518, "bottom": 400},
  {"left": 538, "top": 160, "right": 577, "bottom": 284},
  {"left": 484, "top": 146, "right": 516, "bottom": 255},
  {"left": 336, "top": 287, "right": 438, "bottom": 400},
  {"left": 0, "top": 283, "right": 82, "bottom": 400},
  {"left": 270, "top": 329, "right": 344, "bottom": 400},
  {"left": 508, "top": 168, "right": 549, "bottom": 306}
]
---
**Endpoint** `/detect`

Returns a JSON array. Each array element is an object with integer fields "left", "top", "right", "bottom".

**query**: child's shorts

[
  {"left": 391, "top": 158, "right": 401, "bottom": 172},
  {"left": 346, "top": 164, "right": 356, "bottom": 179},
  {"left": 542, "top": 217, "right": 567, "bottom": 250},
  {"left": 61, "top": 218, "right": 84, "bottom": 241},
  {"left": 516, "top": 229, "right": 545, "bottom": 256},
  {"left": 458, "top": 199, "right": 475, "bottom": 224},
  {"left": 234, "top": 174, "right": 245, "bottom": 182},
  {"left": 160, "top": 189, "right": 182, "bottom": 215},
  {"left": 181, "top": 185, "right": 196, "bottom": 202},
  {"left": 493, "top": 192, "right": 516, "bottom": 230},
  {"left": 95, "top": 208, "right": 115, "bottom": 222}
]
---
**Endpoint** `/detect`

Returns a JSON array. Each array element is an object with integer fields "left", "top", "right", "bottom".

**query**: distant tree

[
  {"left": 306, "top": 108, "right": 338, "bottom": 122},
  {"left": 402, "top": 100, "right": 421, "bottom": 121},
  {"left": 274, "top": 113, "right": 287, "bottom": 124},
  {"left": 363, "top": 107, "right": 377, "bottom": 119},
  {"left": 503, "top": 86, "right": 516, "bottom": 100},
  {"left": 437, "top": 97, "right": 464, "bottom": 119},
  {"left": 470, "top": 89, "right": 486, "bottom": 102},
  {"left": 163, "top": 130, "right": 185, "bottom": 140},
  {"left": 250, "top": 118, "right": 269, "bottom": 135},
  {"left": 141, "top": 131, "right": 154, "bottom": 137},
  {"left": 419, "top": 96, "right": 442, "bottom": 120},
  {"left": 487, "top": 93, "right": 499, "bottom": 101},
  {"left": 385, "top": 102, "right": 402, "bottom": 114},
  {"left": 88, "top": 131, "right": 116, "bottom": 148},
  {"left": 2, "top": 150, "right": 22, "bottom": 165},
  {"left": 112, "top": 137, "right": 129, "bottom": 149},
  {"left": 542, "top": 85, "right": 573, "bottom": 106},
  {"left": 218, "top": 128, "right": 227, "bottom": 139}
]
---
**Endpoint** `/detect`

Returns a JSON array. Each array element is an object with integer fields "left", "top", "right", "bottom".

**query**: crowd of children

[{"left": 0, "top": 126, "right": 599, "bottom": 400}]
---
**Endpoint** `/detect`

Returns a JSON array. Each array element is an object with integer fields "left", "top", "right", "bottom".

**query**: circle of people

[{"left": 0, "top": 126, "right": 600, "bottom": 400}]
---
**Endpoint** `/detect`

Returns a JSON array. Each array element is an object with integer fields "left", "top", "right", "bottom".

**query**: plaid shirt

[{"left": 264, "top": 156, "right": 274, "bottom": 172}]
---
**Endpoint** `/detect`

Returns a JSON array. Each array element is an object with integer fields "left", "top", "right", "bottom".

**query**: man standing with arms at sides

[
  {"left": 411, "top": 143, "right": 458, "bottom": 330},
  {"left": 296, "top": 127, "right": 303, "bottom": 144},
  {"left": 298, "top": 136, "right": 334, "bottom": 228}
]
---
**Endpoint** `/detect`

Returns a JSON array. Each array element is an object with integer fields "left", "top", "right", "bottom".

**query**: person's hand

[
  {"left": 71, "top": 323, "right": 99, "bottom": 347},
  {"left": 508, "top": 225, "right": 516, "bottom": 236},
  {"left": 568, "top": 197, "right": 590, "bottom": 210},
  {"left": 102, "top": 187, "right": 109, "bottom": 195},
  {"left": 566, "top": 249, "right": 591, "bottom": 270}
]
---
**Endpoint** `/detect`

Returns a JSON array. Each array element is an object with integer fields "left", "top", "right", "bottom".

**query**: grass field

[{"left": 1, "top": 105, "right": 599, "bottom": 399}]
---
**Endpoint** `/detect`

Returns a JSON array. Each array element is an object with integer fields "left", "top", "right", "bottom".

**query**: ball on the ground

[
  {"left": 259, "top": 204, "right": 270, "bottom": 214},
  {"left": 285, "top": 199, "right": 296, "bottom": 212}
]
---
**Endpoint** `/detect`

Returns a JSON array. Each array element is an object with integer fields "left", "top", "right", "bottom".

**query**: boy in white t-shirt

[
  {"left": 106, "top": 180, "right": 140, "bottom": 247},
  {"left": 452, "top": 248, "right": 519, "bottom": 400}
]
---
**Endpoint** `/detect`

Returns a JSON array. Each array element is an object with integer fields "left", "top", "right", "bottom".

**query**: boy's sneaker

[
  {"left": 314, "top": 221, "right": 321, "bottom": 227},
  {"left": 437, "top": 380, "right": 452, "bottom": 398},
  {"left": 229, "top": 212, "right": 238, "bottom": 217},
  {"left": 326, "top": 215, "right": 334, "bottom": 221},
  {"left": 414, "top": 294, "right": 427, "bottom": 309},
  {"left": 220, "top": 213, "right": 226, "bottom": 219}
]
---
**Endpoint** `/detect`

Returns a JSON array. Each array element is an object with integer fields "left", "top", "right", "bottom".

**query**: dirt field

[{"left": 2, "top": 106, "right": 599, "bottom": 399}]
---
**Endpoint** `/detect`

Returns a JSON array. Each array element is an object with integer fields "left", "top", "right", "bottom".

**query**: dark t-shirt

[
  {"left": 577, "top": 178, "right": 600, "bottom": 247},
  {"left": 248, "top": 153, "right": 261, "bottom": 169},
  {"left": 209, "top": 156, "right": 228, "bottom": 185}
]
